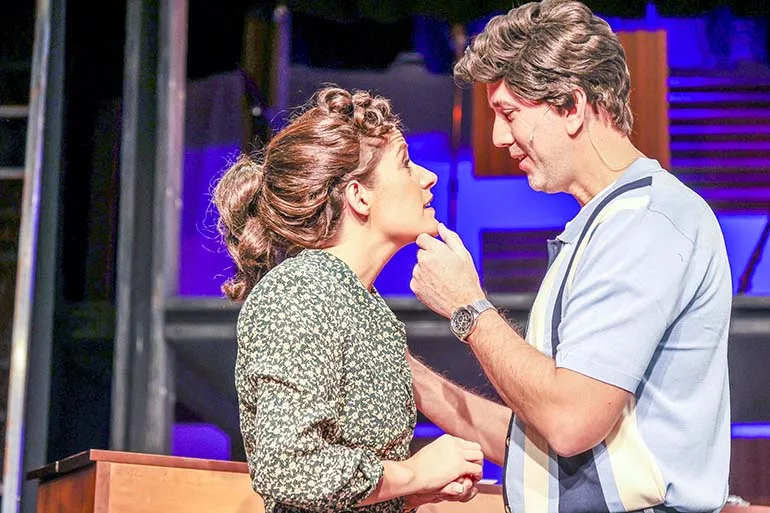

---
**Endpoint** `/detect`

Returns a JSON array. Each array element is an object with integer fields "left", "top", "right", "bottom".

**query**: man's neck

[{"left": 569, "top": 125, "right": 643, "bottom": 206}]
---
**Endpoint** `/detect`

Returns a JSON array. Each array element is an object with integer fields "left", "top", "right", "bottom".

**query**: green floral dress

[{"left": 235, "top": 249, "right": 416, "bottom": 513}]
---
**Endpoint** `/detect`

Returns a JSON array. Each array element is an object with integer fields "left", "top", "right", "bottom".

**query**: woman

[{"left": 214, "top": 87, "right": 484, "bottom": 513}]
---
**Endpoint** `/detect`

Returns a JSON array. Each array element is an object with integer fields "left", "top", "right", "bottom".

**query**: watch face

[{"left": 451, "top": 307, "right": 475, "bottom": 337}]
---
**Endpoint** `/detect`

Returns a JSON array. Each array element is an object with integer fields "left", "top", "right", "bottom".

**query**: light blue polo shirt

[{"left": 503, "top": 158, "right": 732, "bottom": 513}]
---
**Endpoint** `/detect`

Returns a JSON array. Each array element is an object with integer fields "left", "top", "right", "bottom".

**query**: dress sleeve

[{"left": 235, "top": 272, "right": 389, "bottom": 512}]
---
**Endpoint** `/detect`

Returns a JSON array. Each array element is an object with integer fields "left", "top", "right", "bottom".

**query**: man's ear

[
  {"left": 343, "top": 179, "right": 372, "bottom": 217},
  {"left": 564, "top": 88, "right": 588, "bottom": 136}
]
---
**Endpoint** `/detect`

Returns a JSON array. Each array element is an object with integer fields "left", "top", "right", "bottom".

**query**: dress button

[
  {"left": 505, "top": 436, "right": 510, "bottom": 447},
  {"left": 505, "top": 505, "right": 512, "bottom": 513}
]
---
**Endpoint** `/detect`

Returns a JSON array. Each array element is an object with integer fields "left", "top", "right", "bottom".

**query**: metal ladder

[{"left": 1, "top": 0, "right": 61, "bottom": 512}]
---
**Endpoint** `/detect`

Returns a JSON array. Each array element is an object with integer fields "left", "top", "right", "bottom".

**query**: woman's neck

[{"left": 324, "top": 234, "right": 399, "bottom": 291}]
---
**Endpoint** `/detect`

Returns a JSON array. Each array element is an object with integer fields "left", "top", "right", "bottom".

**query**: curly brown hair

[
  {"left": 454, "top": 0, "right": 633, "bottom": 135},
  {"left": 213, "top": 87, "right": 401, "bottom": 301}
]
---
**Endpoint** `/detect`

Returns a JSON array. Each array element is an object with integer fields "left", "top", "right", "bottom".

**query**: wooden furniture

[
  {"left": 731, "top": 438, "right": 770, "bottom": 506},
  {"left": 27, "top": 450, "right": 502, "bottom": 513},
  {"left": 28, "top": 450, "right": 264, "bottom": 513}
]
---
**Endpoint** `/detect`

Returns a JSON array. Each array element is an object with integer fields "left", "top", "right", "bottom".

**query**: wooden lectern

[
  {"left": 28, "top": 450, "right": 264, "bottom": 513},
  {"left": 27, "top": 450, "right": 504, "bottom": 513}
]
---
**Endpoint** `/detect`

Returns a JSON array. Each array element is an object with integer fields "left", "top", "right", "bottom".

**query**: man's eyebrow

[{"left": 490, "top": 100, "right": 519, "bottom": 110}]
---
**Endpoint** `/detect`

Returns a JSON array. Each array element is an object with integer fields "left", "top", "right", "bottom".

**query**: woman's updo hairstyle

[{"left": 213, "top": 87, "right": 401, "bottom": 301}]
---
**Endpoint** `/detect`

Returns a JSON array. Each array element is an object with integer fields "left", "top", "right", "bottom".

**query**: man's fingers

[
  {"left": 415, "top": 232, "right": 444, "bottom": 250},
  {"left": 437, "top": 223, "right": 470, "bottom": 256}
]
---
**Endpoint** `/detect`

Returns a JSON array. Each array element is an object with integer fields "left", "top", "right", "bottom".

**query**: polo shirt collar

[{"left": 556, "top": 157, "right": 664, "bottom": 244}]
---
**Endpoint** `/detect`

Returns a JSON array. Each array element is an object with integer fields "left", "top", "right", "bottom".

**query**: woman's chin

[{"left": 425, "top": 219, "right": 440, "bottom": 237}]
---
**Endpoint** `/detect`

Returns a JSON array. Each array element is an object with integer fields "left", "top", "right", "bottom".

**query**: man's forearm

[
  {"left": 466, "top": 311, "right": 628, "bottom": 457},
  {"left": 408, "top": 354, "right": 510, "bottom": 465}
]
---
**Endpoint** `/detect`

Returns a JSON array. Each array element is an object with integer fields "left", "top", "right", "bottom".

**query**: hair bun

[{"left": 214, "top": 155, "right": 265, "bottom": 244}]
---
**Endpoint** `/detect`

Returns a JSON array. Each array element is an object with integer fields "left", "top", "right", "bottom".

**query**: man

[{"left": 408, "top": 1, "right": 732, "bottom": 512}]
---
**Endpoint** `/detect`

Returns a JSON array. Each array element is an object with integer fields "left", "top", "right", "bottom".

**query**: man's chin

[{"left": 526, "top": 174, "right": 554, "bottom": 194}]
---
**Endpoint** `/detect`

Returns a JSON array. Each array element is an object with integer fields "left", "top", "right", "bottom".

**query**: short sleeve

[{"left": 555, "top": 207, "right": 695, "bottom": 393}]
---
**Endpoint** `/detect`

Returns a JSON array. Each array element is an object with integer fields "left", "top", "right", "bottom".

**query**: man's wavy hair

[{"left": 455, "top": 0, "right": 633, "bottom": 135}]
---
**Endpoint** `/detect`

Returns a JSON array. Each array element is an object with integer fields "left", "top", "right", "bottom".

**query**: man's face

[{"left": 486, "top": 80, "right": 571, "bottom": 194}]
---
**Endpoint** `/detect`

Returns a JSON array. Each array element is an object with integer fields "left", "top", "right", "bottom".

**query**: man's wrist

[
  {"left": 450, "top": 291, "right": 488, "bottom": 314},
  {"left": 450, "top": 297, "right": 496, "bottom": 342},
  {"left": 465, "top": 307, "right": 500, "bottom": 345}
]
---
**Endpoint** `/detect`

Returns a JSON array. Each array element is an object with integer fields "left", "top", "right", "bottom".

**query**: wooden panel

[
  {"left": 471, "top": 82, "right": 520, "bottom": 177},
  {"left": 617, "top": 30, "right": 671, "bottom": 170},
  {"left": 730, "top": 438, "right": 770, "bottom": 505},
  {"left": 36, "top": 465, "right": 96, "bottom": 513},
  {"left": 103, "top": 461, "right": 263, "bottom": 513},
  {"left": 471, "top": 30, "right": 669, "bottom": 177}
]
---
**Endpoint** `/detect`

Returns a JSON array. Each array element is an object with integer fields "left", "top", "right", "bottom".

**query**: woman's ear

[
  {"left": 564, "top": 88, "right": 588, "bottom": 136},
  {"left": 343, "top": 180, "right": 372, "bottom": 217}
]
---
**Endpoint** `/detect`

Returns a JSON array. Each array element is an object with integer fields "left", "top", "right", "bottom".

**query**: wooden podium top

[{"left": 27, "top": 449, "right": 249, "bottom": 481}]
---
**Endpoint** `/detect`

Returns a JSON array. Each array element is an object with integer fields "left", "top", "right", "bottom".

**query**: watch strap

[{"left": 469, "top": 298, "right": 495, "bottom": 316}]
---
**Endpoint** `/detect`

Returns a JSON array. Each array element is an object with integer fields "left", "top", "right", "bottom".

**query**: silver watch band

[{"left": 470, "top": 298, "right": 495, "bottom": 315}]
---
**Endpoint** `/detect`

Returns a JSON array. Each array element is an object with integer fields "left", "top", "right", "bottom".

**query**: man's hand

[{"left": 411, "top": 223, "right": 486, "bottom": 318}]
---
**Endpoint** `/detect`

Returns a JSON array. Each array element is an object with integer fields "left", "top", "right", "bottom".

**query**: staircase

[
  {"left": 478, "top": 67, "right": 770, "bottom": 294},
  {"left": 482, "top": 228, "right": 560, "bottom": 294},
  {"left": 669, "top": 67, "right": 770, "bottom": 213}
]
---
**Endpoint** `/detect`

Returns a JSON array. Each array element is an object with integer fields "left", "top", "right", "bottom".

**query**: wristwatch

[{"left": 450, "top": 298, "right": 495, "bottom": 342}]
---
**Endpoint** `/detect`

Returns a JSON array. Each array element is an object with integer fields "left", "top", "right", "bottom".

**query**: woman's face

[{"left": 368, "top": 131, "right": 439, "bottom": 247}]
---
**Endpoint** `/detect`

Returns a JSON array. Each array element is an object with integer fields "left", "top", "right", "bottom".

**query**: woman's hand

[
  {"left": 405, "top": 434, "right": 484, "bottom": 491},
  {"left": 404, "top": 476, "right": 479, "bottom": 511}
]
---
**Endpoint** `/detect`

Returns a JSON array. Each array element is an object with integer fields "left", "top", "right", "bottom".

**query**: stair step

[
  {"left": 672, "top": 141, "right": 770, "bottom": 152},
  {"left": 484, "top": 258, "right": 550, "bottom": 271},
  {"left": 483, "top": 275, "right": 545, "bottom": 294},
  {"left": 670, "top": 125, "right": 770, "bottom": 136},
  {"left": 672, "top": 157, "right": 770, "bottom": 169},
  {"left": 669, "top": 91, "right": 770, "bottom": 104},
  {"left": 673, "top": 150, "right": 770, "bottom": 159},
  {"left": 669, "top": 74, "right": 770, "bottom": 90},
  {"left": 670, "top": 108, "right": 770, "bottom": 121},
  {"left": 675, "top": 171, "right": 770, "bottom": 187}
]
